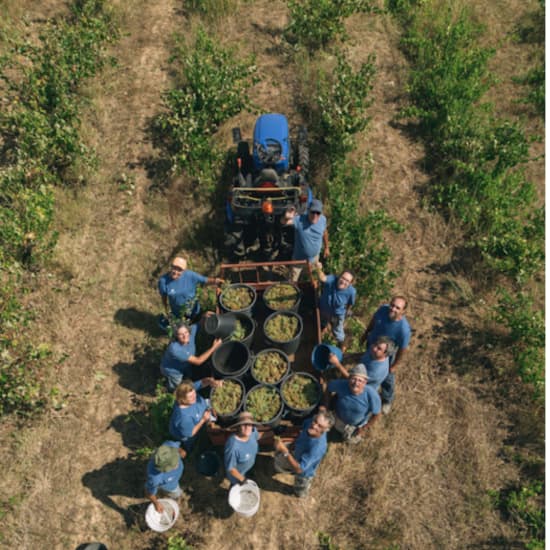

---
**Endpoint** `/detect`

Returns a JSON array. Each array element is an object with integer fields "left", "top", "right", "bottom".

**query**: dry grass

[{"left": 0, "top": 0, "right": 544, "bottom": 549}]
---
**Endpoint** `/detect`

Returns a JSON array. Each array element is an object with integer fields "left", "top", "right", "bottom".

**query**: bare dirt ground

[{"left": 1, "top": 1, "right": 544, "bottom": 549}]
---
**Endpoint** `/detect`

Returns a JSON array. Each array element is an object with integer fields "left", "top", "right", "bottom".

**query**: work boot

[{"left": 382, "top": 402, "right": 392, "bottom": 415}]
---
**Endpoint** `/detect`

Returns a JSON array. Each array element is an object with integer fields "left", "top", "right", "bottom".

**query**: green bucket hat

[{"left": 154, "top": 445, "right": 180, "bottom": 472}]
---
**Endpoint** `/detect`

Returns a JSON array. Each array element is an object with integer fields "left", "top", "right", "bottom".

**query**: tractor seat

[{"left": 254, "top": 168, "right": 279, "bottom": 187}]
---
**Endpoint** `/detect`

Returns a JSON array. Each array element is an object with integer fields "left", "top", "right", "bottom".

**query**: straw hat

[{"left": 229, "top": 412, "right": 258, "bottom": 430}]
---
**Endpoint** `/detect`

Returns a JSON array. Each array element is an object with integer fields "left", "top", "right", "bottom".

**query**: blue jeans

[
  {"left": 320, "top": 311, "right": 345, "bottom": 344},
  {"left": 381, "top": 371, "right": 395, "bottom": 404}
]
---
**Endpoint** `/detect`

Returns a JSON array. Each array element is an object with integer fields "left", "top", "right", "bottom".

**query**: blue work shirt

[
  {"left": 292, "top": 213, "right": 327, "bottom": 262},
  {"left": 158, "top": 270, "right": 208, "bottom": 317},
  {"left": 224, "top": 428, "right": 260, "bottom": 485},
  {"left": 145, "top": 440, "right": 183, "bottom": 495},
  {"left": 328, "top": 379, "right": 381, "bottom": 427},
  {"left": 319, "top": 274, "right": 356, "bottom": 318},
  {"left": 294, "top": 418, "right": 328, "bottom": 479},
  {"left": 160, "top": 324, "right": 199, "bottom": 380},
  {"left": 359, "top": 352, "right": 390, "bottom": 390},
  {"left": 367, "top": 305, "right": 411, "bottom": 352},
  {"left": 169, "top": 380, "right": 207, "bottom": 451}
]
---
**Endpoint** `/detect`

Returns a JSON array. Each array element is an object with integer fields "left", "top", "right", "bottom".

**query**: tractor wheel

[
  {"left": 224, "top": 226, "right": 245, "bottom": 259},
  {"left": 297, "top": 126, "right": 309, "bottom": 175}
]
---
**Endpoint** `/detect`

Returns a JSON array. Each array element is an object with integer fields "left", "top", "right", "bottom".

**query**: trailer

[{"left": 206, "top": 259, "right": 322, "bottom": 447}]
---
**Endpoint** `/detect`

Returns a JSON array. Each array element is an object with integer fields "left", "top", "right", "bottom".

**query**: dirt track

[{"left": 1, "top": 1, "right": 543, "bottom": 549}]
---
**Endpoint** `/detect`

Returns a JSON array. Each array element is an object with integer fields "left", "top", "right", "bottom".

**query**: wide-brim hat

[
  {"left": 154, "top": 444, "right": 180, "bottom": 472},
  {"left": 229, "top": 412, "right": 258, "bottom": 430}
]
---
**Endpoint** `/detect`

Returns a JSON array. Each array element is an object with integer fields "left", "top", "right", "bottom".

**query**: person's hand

[
  {"left": 204, "top": 311, "right": 214, "bottom": 318},
  {"left": 216, "top": 278, "right": 224, "bottom": 284},
  {"left": 212, "top": 337, "right": 223, "bottom": 349},
  {"left": 389, "top": 365, "right": 397, "bottom": 374},
  {"left": 202, "top": 410, "right": 212, "bottom": 423},
  {"left": 274, "top": 439, "right": 287, "bottom": 453},
  {"left": 239, "top": 477, "right": 248, "bottom": 485},
  {"left": 178, "top": 448, "right": 187, "bottom": 459},
  {"left": 328, "top": 353, "right": 339, "bottom": 366},
  {"left": 323, "top": 247, "right": 330, "bottom": 259},
  {"left": 211, "top": 378, "right": 223, "bottom": 388},
  {"left": 154, "top": 501, "right": 164, "bottom": 514}
]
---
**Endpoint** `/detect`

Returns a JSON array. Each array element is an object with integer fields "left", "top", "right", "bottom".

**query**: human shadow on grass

[
  {"left": 114, "top": 307, "right": 165, "bottom": 338},
  {"left": 112, "top": 340, "right": 165, "bottom": 396},
  {"left": 82, "top": 454, "right": 149, "bottom": 530}
]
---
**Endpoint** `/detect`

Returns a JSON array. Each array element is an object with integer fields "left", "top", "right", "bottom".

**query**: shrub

[
  {"left": 491, "top": 482, "right": 545, "bottom": 548},
  {"left": 153, "top": 28, "right": 258, "bottom": 188},
  {"left": 397, "top": 2, "right": 544, "bottom": 282},
  {"left": 494, "top": 290, "right": 544, "bottom": 401},
  {"left": 149, "top": 386, "right": 175, "bottom": 443},
  {"left": 315, "top": 52, "right": 376, "bottom": 159},
  {"left": 0, "top": 0, "right": 119, "bottom": 417},
  {"left": 284, "top": 0, "right": 379, "bottom": 52},
  {"left": 326, "top": 164, "right": 402, "bottom": 311}
]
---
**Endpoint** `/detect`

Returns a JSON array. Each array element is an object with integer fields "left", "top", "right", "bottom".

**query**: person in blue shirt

[
  {"left": 273, "top": 411, "right": 334, "bottom": 497},
  {"left": 145, "top": 441, "right": 186, "bottom": 514},
  {"left": 224, "top": 412, "right": 268, "bottom": 486},
  {"left": 361, "top": 296, "right": 412, "bottom": 414},
  {"left": 158, "top": 256, "right": 224, "bottom": 322},
  {"left": 281, "top": 199, "right": 330, "bottom": 282},
  {"left": 169, "top": 377, "right": 221, "bottom": 452},
  {"left": 160, "top": 322, "right": 222, "bottom": 391},
  {"left": 322, "top": 364, "right": 381, "bottom": 443},
  {"left": 328, "top": 336, "right": 394, "bottom": 391},
  {"left": 316, "top": 263, "right": 356, "bottom": 350}
]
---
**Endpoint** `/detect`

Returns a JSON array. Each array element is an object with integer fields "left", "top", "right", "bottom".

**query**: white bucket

[
  {"left": 145, "top": 498, "right": 180, "bottom": 532},
  {"left": 228, "top": 480, "right": 260, "bottom": 517}
]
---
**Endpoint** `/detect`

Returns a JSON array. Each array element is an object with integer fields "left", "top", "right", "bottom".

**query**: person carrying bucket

[
  {"left": 145, "top": 441, "right": 187, "bottom": 513},
  {"left": 224, "top": 412, "right": 269, "bottom": 486},
  {"left": 273, "top": 411, "right": 334, "bottom": 497},
  {"left": 315, "top": 263, "right": 356, "bottom": 352}
]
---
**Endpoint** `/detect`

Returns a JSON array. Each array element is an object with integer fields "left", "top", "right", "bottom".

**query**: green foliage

[
  {"left": 514, "top": 64, "right": 545, "bottom": 117},
  {"left": 185, "top": 0, "right": 236, "bottom": 20},
  {"left": 0, "top": 281, "right": 46, "bottom": 416},
  {"left": 167, "top": 535, "right": 194, "bottom": 550},
  {"left": 491, "top": 482, "right": 545, "bottom": 547},
  {"left": 494, "top": 290, "right": 544, "bottom": 401},
  {"left": 398, "top": 3, "right": 543, "bottom": 282},
  {"left": 285, "top": 0, "right": 379, "bottom": 52},
  {"left": 154, "top": 28, "right": 258, "bottom": 188},
  {"left": 149, "top": 386, "right": 175, "bottom": 443},
  {"left": 0, "top": 1, "right": 118, "bottom": 417},
  {"left": 318, "top": 531, "right": 342, "bottom": 550},
  {"left": 326, "top": 164, "right": 402, "bottom": 310},
  {"left": 399, "top": 5, "right": 495, "bottom": 154},
  {"left": 316, "top": 52, "right": 376, "bottom": 159}
]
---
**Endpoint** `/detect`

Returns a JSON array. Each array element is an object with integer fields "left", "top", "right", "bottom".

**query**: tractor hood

[{"left": 252, "top": 113, "right": 290, "bottom": 174}]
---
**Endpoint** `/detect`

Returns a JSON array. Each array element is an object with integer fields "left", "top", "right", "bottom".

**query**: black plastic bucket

[
  {"left": 225, "top": 312, "right": 256, "bottom": 349},
  {"left": 263, "top": 310, "right": 303, "bottom": 356},
  {"left": 250, "top": 348, "right": 290, "bottom": 386},
  {"left": 262, "top": 282, "right": 302, "bottom": 314},
  {"left": 280, "top": 371, "right": 322, "bottom": 420},
  {"left": 219, "top": 283, "right": 257, "bottom": 316},
  {"left": 244, "top": 384, "right": 284, "bottom": 428},
  {"left": 205, "top": 313, "right": 237, "bottom": 339},
  {"left": 210, "top": 376, "right": 245, "bottom": 426},
  {"left": 211, "top": 341, "right": 252, "bottom": 379}
]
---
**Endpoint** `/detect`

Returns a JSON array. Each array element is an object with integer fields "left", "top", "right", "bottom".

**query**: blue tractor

[{"left": 224, "top": 113, "right": 312, "bottom": 260}]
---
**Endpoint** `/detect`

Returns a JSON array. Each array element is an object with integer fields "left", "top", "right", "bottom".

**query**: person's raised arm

[
  {"left": 328, "top": 353, "right": 349, "bottom": 378},
  {"left": 187, "top": 338, "right": 223, "bottom": 366},
  {"left": 280, "top": 205, "right": 296, "bottom": 226},
  {"left": 322, "top": 229, "right": 330, "bottom": 258}
]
